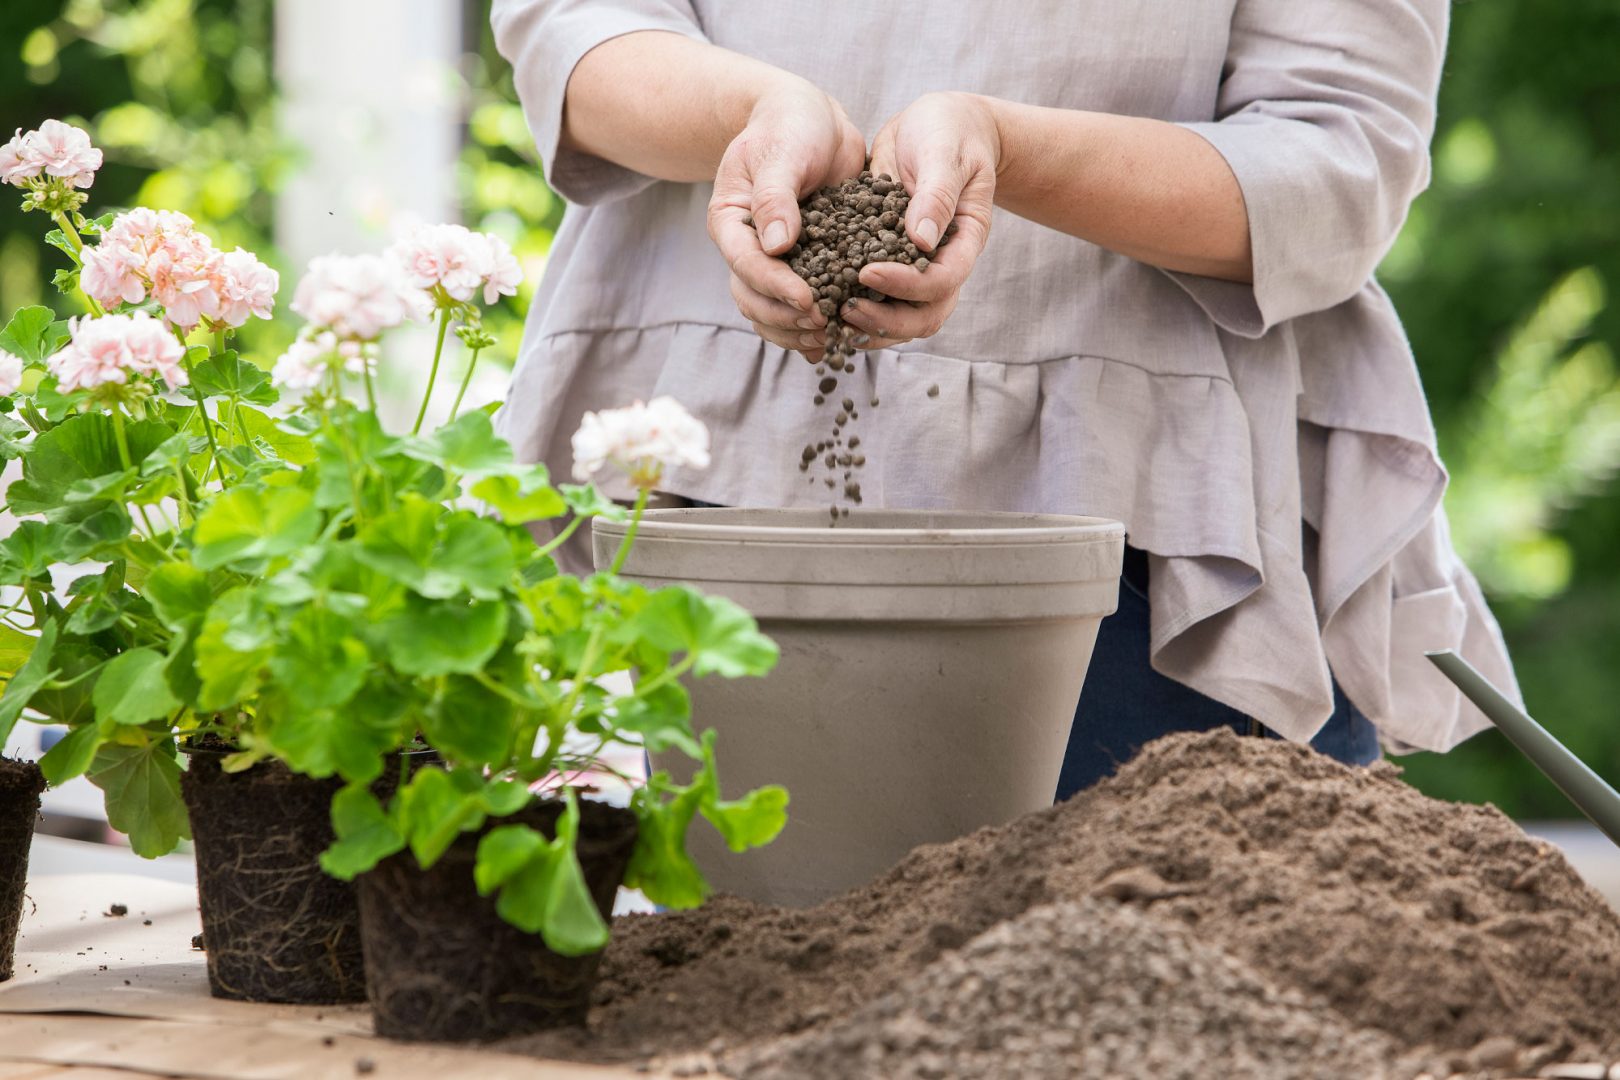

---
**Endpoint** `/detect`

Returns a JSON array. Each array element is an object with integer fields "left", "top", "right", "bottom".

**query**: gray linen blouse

[{"left": 491, "top": 0, "right": 1522, "bottom": 753}]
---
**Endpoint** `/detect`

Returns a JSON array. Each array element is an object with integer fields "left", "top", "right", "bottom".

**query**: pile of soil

[
  {"left": 507, "top": 730, "right": 1620, "bottom": 1075},
  {"left": 0, "top": 757, "right": 45, "bottom": 982},
  {"left": 727, "top": 899, "right": 1401, "bottom": 1080},
  {"left": 778, "top": 169, "right": 954, "bottom": 520}
]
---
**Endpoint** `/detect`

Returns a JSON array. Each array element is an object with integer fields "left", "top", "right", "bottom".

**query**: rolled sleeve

[
  {"left": 1166, "top": 0, "right": 1448, "bottom": 337},
  {"left": 490, "top": 0, "right": 706, "bottom": 206}
]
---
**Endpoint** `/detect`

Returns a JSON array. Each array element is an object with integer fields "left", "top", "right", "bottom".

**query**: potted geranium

[{"left": 0, "top": 119, "right": 787, "bottom": 1021}]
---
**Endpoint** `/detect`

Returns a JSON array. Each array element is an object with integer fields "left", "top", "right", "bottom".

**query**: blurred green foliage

[{"left": 0, "top": 0, "right": 1615, "bottom": 816}]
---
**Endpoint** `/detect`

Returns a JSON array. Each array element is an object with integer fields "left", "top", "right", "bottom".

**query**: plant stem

[
  {"left": 362, "top": 357, "right": 378, "bottom": 412},
  {"left": 213, "top": 327, "right": 228, "bottom": 356},
  {"left": 608, "top": 488, "right": 651, "bottom": 575},
  {"left": 532, "top": 516, "right": 583, "bottom": 559},
  {"left": 180, "top": 348, "right": 227, "bottom": 491},
  {"left": 412, "top": 309, "right": 452, "bottom": 435},
  {"left": 50, "top": 212, "right": 105, "bottom": 316},
  {"left": 448, "top": 346, "right": 482, "bottom": 422},
  {"left": 110, "top": 410, "right": 133, "bottom": 470}
]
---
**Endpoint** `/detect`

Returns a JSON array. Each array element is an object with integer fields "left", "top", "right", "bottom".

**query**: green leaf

[
  {"left": 423, "top": 675, "right": 513, "bottom": 766},
  {"left": 0, "top": 619, "right": 58, "bottom": 744},
  {"left": 236, "top": 405, "right": 316, "bottom": 466},
  {"left": 475, "top": 799, "right": 610, "bottom": 955},
  {"left": 194, "top": 590, "right": 272, "bottom": 710},
  {"left": 0, "top": 306, "right": 62, "bottom": 363},
  {"left": 471, "top": 467, "right": 566, "bottom": 523},
  {"left": 619, "top": 588, "right": 779, "bottom": 678},
  {"left": 93, "top": 648, "right": 181, "bottom": 726},
  {"left": 321, "top": 784, "right": 406, "bottom": 880},
  {"left": 382, "top": 597, "right": 508, "bottom": 677},
  {"left": 623, "top": 780, "right": 709, "bottom": 909},
  {"left": 0, "top": 414, "right": 31, "bottom": 462},
  {"left": 191, "top": 485, "right": 320, "bottom": 570},
  {"left": 260, "top": 695, "right": 397, "bottom": 782},
  {"left": 7, "top": 414, "right": 176, "bottom": 519},
  {"left": 25, "top": 638, "right": 109, "bottom": 728},
  {"left": 144, "top": 562, "right": 213, "bottom": 631},
  {"left": 613, "top": 680, "right": 700, "bottom": 756},
  {"left": 398, "top": 410, "right": 516, "bottom": 478},
  {"left": 187, "top": 351, "right": 279, "bottom": 405},
  {"left": 64, "top": 563, "right": 143, "bottom": 635},
  {"left": 702, "top": 784, "right": 790, "bottom": 853},
  {"left": 353, "top": 497, "right": 516, "bottom": 599},
  {"left": 398, "top": 767, "right": 482, "bottom": 866},
  {"left": 39, "top": 722, "right": 106, "bottom": 784},
  {"left": 266, "top": 606, "right": 368, "bottom": 710},
  {"left": 0, "top": 521, "right": 72, "bottom": 583},
  {"left": 0, "top": 624, "right": 34, "bottom": 679},
  {"left": 88, "top": 739, "right": 190, "bottom": 857},
  {"left": 559, "top": 483, "right": 629, "bottom": 522}
]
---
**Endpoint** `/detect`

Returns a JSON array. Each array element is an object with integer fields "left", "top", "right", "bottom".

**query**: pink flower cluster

[
  {"left": 272, "top": 331, "right": 374, "bottom": 392},
  {"left": 80, "top": 209, "right": 279, "bottom": 330},
  {"left": 48, "top": 312, "right": 188, "bottom": 393},
  {"left": 0, "top": 120, "right": 103, "bottom": 189},
  {"left": 290, "top": 253, "right": 433, "bottom": 340},
  {"left": 388, "top": 223, "right": 523, "bottom": 307},
  {"left": 0, "top": 351, "right": 23, "bottom": 396}
]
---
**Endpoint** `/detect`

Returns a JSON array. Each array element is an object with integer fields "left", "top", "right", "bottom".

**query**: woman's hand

[
  {"left": 708, "top": 82, "right": 866, "bottom": 361},
  {"left": 848, "top": 92, "right": 999, "bottom": 349}
]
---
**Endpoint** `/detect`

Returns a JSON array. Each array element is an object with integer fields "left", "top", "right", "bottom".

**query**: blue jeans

[{"left": 1056, "top": 545, "right": 1380, "bottom": 801}]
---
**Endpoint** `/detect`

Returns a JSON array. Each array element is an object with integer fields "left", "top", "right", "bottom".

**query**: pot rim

[{"left": 595, "top": 507, "right": 1125, "bottom": 546}]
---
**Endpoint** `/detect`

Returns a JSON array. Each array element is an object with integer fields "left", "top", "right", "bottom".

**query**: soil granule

[
  {"left": 727, "top": 898, "right": 1400, "bottom": 1080},
  {"left": 506, "top": 730, "right": 1620, "bottom": 1073},
  {"left": 0, "top": 757, "right": 45, "bottom": 982}
]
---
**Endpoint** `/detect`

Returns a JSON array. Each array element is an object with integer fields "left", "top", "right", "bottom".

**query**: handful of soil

[{"left": 776, "top": 169, "right": 955, "bottom": 521}]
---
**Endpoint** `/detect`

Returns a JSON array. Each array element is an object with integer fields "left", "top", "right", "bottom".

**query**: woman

[{"left": 490, "top": 0, "right": 1521, "bottom": 796}]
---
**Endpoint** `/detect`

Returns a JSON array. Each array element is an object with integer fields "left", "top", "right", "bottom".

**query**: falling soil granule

[
  {"left": 726, "top": 899, "right": 1401, "bottom": 1080},
  {"left": 506, "top": 730, "right": 1620, "bottom": 1076}
]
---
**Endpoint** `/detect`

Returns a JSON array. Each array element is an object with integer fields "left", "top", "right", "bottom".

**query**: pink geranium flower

[
  {"left": 0, "top": 120, "right": 102, "bottom": 189},
  {"left": 387, "top": 223, "right": 524, "bottom": 306},
  {"left": 215, "top": 248, "right": 280, "bottom": 328},
  {"left": 290, "top": 253, "right": 432, "bottom": 340},
  {"left": 0, "top": 350, "right": 23, "bottom": 396},
  {"left": 49, "top": 312, "right": 188, "bottom": 393}
]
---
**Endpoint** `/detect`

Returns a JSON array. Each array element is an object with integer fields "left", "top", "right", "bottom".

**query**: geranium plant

[{"left": 0, "top": 120, "right": 786, "bottom": 953}]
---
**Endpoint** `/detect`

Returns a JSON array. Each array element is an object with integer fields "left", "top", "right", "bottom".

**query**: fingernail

[
  {"left": 843, "top": 299, "right": 861, "bottom": 317},
  {"left": 796, "top": 316, "right": 819, "bottom": 330},
  {"left": 799, "top": 332, "right": 823, "bottom": 347},
  {"left": 916, "top": 218, "right": 941, "bottom": 250},
  {"left": 762, "top": 221, "right": 788, "bottom": 251}
]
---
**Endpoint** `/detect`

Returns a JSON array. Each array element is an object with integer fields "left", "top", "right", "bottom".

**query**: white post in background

[{"left": 274, "top": 0, "right": 464, "bottom": 419}]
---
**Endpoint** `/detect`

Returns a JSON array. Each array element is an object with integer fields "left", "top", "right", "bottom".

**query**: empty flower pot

[{"left": 595, "top": 508, "right": 1124, "bottom": 906}]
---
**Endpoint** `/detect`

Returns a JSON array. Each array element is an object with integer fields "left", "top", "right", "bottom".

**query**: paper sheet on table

[
  {"left": 0, "top": 875, "right": 368, "bottom": 1033},
  {"left": 1, "top": 874, "right": 654, "bottom": 1078},
  {"left": 0, "top": 1014, "right": 643, "bottom": 1079}
]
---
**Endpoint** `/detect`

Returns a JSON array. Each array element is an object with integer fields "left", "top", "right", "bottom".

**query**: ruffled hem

[{"left": 497, "top": 315, "right": 1519, "bottom": 754}]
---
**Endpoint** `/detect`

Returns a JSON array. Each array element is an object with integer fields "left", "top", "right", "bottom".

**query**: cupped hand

[
  {"left": 847, "top": 92, "right": 999, "bottom": 349},
  {"left": 708, "top": 82, "right": 866, "bottom": 361}
]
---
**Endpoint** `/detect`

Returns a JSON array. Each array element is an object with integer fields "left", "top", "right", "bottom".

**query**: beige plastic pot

[{"left": 594, "top": 508, "right": 1124, "bottom": 907}]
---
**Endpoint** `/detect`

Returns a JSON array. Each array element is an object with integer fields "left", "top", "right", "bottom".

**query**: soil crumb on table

[
  {"left": 726, "top": 898, "right": 1400, "bottom": 1080},
  {"left": 504, "top": 729, "right": 1620, "bottom": 1076}
]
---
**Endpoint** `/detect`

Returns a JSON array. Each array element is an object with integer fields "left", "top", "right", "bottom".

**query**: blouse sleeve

[
  {"left": 489, "top": 0, "right": 707, "bottom": 206},
  {"left": 1165, "top": 0, "right": 1448, "bottom": 338}
]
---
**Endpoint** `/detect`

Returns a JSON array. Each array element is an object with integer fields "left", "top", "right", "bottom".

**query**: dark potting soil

[
  {"left": 505, "top": 730, "right": 1620, "bottom": 1075},
  {"left": 357, "top": 798, "right": 638, "bottom": 1043},
  {"left": 778, "top": 170, "right": 956, "bottom": 522},
  {"left": 0, "top": 757, "right": 45, "bottom": 982},
  {"left": 180, "top": 750, "right": 367, "bottom": 1004}
]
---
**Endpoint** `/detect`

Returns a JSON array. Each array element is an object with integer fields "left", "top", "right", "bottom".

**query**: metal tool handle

[{"left": 1427, "top": 650, "right": 1620, "bottom": 849}]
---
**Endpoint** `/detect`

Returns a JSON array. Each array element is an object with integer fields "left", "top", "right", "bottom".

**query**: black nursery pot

[
  {"left": 179, "top": 747, "right": 425, "bottom": 1004},
  {"left": 357, "top": 798, "right": 638, "bottom": 1042},
  {"left": 0, "top": 758, "right": 45, "bottom": 982}
]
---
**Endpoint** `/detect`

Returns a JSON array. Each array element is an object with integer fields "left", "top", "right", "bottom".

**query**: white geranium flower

[
  {"left": 0, "top": 350, "right": 23, "bottom": 395},
  {"left": 571, "top": 396, "right": 711, "bottom": 488}
]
